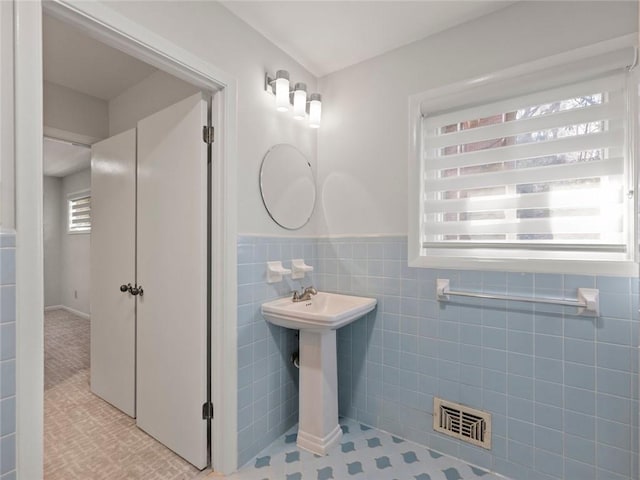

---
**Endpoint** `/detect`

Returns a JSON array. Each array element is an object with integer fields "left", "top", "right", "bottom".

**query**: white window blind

[
  {"left": 68, "top": 195, "right": 91, "bottom": 233},
  {"left": 421, "top": 73, "right": 633, "bottom": 262}
]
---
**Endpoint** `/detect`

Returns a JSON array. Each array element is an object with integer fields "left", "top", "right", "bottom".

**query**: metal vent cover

[{"left": 433, "top": 397, "right": 491, "bottom": 449}]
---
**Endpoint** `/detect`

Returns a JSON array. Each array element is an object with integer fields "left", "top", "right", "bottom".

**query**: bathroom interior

[{"left": 1, "top": 1, "right": 639, "bottom": 479}]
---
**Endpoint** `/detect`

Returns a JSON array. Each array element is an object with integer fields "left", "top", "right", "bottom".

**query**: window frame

[
  {"left": 67, "top": 189, "right": 91, "bottom": 235},
  {"left": 408, "top": 36, "right": 639, "bottom": 276}
]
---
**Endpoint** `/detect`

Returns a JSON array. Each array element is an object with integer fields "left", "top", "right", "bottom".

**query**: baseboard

[
  {"left": 44, "top": 305, "right": 63, "bottom": 312},
  {"left": 44, "top": 305, "right": 90, "bottom": 320},
  {"left": 62, "top": 306, "right": 90, "bottom": 320}
]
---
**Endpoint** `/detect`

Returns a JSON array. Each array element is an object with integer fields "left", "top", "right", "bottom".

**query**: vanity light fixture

[
  {"left": 308, "top": 93, "right": 322, "bottom": 129},
  {"left": 265, "top": 70, "right": 323, "bottom": 128},
  {"left": 265, "top": 70, "right": 291, "bottom": 112},
  {"left": 274, "top": 70, "right": 290, "bottom": 112},
  {"left": 292, "top": 83, "right": 307, "bottom": 120}
]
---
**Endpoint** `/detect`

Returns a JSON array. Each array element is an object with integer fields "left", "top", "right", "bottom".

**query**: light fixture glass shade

[
  {"left": 293, "top": 83, "right": 307, "bottom": 120},
  {"left": 309, "top": 93, "right": 322, "bottom": 128},
  {"left": 275, "top": 70, "right": 290, "bottom": 112}
]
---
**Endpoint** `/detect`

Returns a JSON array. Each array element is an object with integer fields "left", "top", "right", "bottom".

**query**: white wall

[
  {"left": 317, "top": 0, "right": 639, "bottom": 236},
  {"left": 42, "top": 168, "right": 91, "bottom": 315},
  {"left": 43, "top": 176, "right": 62, "bottom": 307},
  {"left": 95, "top": 0, "right": 319, "bottom": 236},
  {"left": 109, "top": 70, "right": 200, "bottom": 136},
  {"left": 0, "top": 1, "right": 14, "bottom": 228},
  {"left": 60, "top": 168, "right": 91, "bottom": 315},
  {"left": 44, "top": 81, "right": 108, "bottom": 141}
]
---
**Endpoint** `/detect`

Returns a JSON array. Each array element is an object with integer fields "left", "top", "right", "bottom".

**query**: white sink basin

[{"left": 261, "top": 292, "right": 377, "bottom": 331}]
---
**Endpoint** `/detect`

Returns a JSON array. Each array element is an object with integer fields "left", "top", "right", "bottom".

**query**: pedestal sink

[{"left": 261, "top": 292, "right": 377, "bottom": 455}]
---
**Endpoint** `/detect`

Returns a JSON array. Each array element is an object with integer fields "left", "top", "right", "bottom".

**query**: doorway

[
  {"left": 11, "top": 1, "right": 238, "bottom": 477},
  {"left": 42, "top": 13, "right": 211, "bottom": 478}
]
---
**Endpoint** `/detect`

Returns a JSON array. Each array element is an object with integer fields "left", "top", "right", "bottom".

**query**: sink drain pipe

[{"left": 291, "top": 351, "right": 300, "bottom": 369}]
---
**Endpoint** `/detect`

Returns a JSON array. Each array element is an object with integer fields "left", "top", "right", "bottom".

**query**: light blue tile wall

[
  {"left": 0, "top": 232, "right": 16, "bottom": 480},
  {"left": 238, "top": 234, "right": 639, "bottom": 479},
  {"left": 236, "top": 236, "right": 318, "bottom": 467},
  {"left": 314, "top": 236, "right": 639, "bottom": 480}
]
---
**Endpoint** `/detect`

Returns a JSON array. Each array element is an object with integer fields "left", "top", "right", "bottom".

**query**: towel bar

[{"left": 436, "top": 278, "right": 599, "bottom": 316}]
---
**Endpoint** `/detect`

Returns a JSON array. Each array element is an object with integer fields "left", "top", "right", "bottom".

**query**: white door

[
  {"left": 136, "top": 93, "right": 208, "bottom": 469},
  {"left": 90, "top": 129, "right": 137, "bottom": 417}
]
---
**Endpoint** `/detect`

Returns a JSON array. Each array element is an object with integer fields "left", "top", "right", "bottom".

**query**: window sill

[{"left": 409, "top": 255, "right": 638, "bottom": 277}]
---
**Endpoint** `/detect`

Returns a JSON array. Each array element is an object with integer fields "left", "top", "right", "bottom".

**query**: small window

[
  {"left": 68, "top": 194, "right": 91, "bottom": 233},
  {"left": 410, "top": 53, "right": 638, "bottom": 275}
]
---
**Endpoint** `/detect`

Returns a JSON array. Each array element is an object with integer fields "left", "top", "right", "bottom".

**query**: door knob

[
  {"left": 120, "top": 283, "right": 143, "bottom": 296},
  {"left": 128, "top": 284, "right": 144, "bottom": 297}
]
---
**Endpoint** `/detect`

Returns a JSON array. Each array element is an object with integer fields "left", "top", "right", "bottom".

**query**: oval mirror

[{"left": 260, "top": 144, "right": 316, "bottom": 230}]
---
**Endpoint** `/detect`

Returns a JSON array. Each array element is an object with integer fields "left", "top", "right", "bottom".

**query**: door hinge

[
  {"left": 202, "top": 402, "right": 214, "bottom": 420},
  {"left": 202, "top": 126, "right": 215, "bottom": 144}
]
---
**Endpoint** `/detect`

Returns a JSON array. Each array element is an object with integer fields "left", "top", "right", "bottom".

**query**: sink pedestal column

[{"left": 296, "top": 329, "right": 342, "bottom": 455}]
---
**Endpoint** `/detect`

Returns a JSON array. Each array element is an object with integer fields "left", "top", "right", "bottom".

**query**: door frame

[{"left": 14, "top": 0, "right": 238, "bottom": 475}]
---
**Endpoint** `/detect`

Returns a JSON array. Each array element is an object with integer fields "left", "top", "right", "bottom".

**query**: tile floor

[{"left": 226, "top": 418, "right": 505, "bottom": 480}]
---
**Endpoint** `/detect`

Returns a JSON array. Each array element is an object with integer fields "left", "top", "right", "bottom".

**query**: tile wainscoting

[
  {"left": 0, "top": 231, "right": 16, "bottom": 480},
  {"left": 237, "top": 235, "right": 639, "bottom": 479},
  {"left": 237, "top": 236, "right": 318, "bottom": 467}
]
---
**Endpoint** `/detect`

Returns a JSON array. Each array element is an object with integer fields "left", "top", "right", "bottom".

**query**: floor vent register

[{"left": 433, "top": 397, "right": 491, "bottom": 449}]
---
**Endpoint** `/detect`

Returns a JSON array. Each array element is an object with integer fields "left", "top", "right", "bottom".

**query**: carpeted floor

[{"left": 44, "top": 308, "right": 207, "bottom": 480}]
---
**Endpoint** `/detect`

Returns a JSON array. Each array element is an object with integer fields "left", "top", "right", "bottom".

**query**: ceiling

[
  {"left": 222, "top": 1, "right": 515, "bottom": 77},
  {"left": 43, "top": 14, "right": 157, "bottom": 101},
  {"left": 43, "top": 138, "right": 91, "bottom": 177}
]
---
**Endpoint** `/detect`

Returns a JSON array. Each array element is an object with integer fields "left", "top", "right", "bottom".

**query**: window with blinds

[
  {"left": 420, "top": 73, "right": 634, "bottom": 263},
  {"left": 68, "top": 195, "right": 91, "bottom": 233}
]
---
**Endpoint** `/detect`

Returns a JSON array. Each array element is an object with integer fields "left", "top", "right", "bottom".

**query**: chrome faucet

[{"left": 292, "top": 286, "right": 318, "bottom": 302}]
